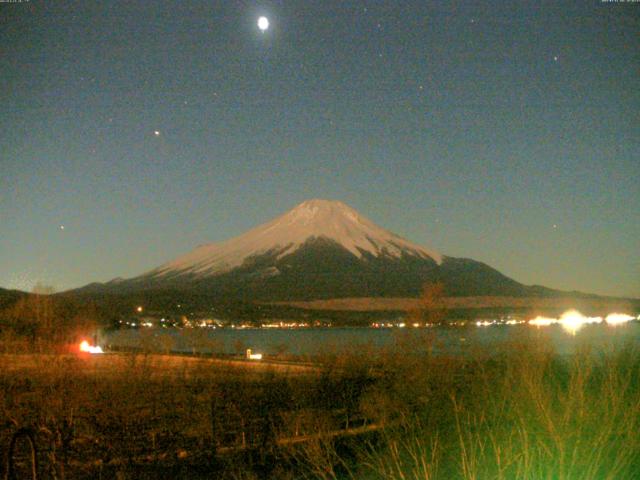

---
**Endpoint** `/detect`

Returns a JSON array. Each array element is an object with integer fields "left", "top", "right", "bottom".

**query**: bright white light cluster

[
  {"left": 529, "top": 316, "right": 556, "bottom": 327},
  {"left": 475, "top": 319, "right": 526, "bottom": 327},
  {"left": 527, "top": 310, "right": 636, "bottom": 334},
  {"left": 246, "top": 348, "right": 263, "bottom": 360},
  {"left": 79, "top": 340, "right": 104, "bottom": 354},
  {"left": 558, "top": 310, "right": 602, "bottom": 334},
  {"left": 476, "top": 320, "right": 495, "bottom": 327},
  {"left": 605, "top": 313, "right": 635, "bottom": 325}
]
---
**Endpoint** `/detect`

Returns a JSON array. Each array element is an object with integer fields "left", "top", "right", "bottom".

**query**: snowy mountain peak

[
  {"left": 288, "top": 199, "right": 360, "bottom": 221},
  {"left": 149, "top": 199, "right": 442, "bottom": 279},
  {"left": 278, "top": 199, "right": 369, "bottom": 229}
]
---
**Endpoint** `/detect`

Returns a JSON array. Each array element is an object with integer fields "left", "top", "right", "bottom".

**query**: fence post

[
  {"left": 210, "top": 397, "right": 220, "bottom": 454},
  {"left": 5, "top": 427, "right": 38, "bottom": 480}
]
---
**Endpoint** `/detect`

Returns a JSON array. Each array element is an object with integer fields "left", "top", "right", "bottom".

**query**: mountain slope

[
  {"left": 76, "top": 199, "right": 537, "bottom": 300},
  {"left": 146, "top": 199, "right": 442, "bottom": 281},
  {"left": 0, "top": 287, "right": 29, "bottom": 311}
]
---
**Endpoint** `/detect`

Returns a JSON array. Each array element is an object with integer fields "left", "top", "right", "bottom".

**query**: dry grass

[
  {"left": 357, "top": 342, "right": 640, "bottom": 479},
  {"left": 1, "top": 337, "right": 639, "bottom": 479},
  {"left": 269, "top": 296, "right": 640, "bottom": 313},
  {"left": 0, "top": 352, "right": 317, "bottom": 379},
  {"left": 0, "top": 350, "right": 321, "bottom": 478}
]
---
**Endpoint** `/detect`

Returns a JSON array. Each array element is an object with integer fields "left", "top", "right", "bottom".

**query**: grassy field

[
  {"left": 1, "top": 337, "right": 639, "bottom": 479},
  {"left": 0, "top": 352, "right": 317, "bottom": 378},
  {"left": 270, "top": 295, "right": 640, "bottom": 314}
]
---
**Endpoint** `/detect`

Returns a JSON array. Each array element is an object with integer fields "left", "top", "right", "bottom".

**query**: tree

[
  {"left": 4, "top": 285, "right": 57, "bottom": 344},
  {"left": 408, "top": 282, "right": 447, "bottom": 325},
  {"left": 1, "top": 284, "right": 99, "bottom": 348}
]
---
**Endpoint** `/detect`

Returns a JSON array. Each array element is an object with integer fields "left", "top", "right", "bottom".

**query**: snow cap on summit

[
  {"left": 150, "top": 199, "right": 442, "bottom": 278},
  {"left": 285, "top": 199, "right": 364, "bottom": 224}
]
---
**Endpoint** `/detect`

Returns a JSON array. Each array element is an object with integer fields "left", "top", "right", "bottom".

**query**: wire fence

[{"left": 1, "top": 403, "right": 379, "bottom": 479}]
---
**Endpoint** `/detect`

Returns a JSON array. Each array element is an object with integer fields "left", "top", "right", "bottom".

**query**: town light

[{"left": 605, "top": 313, "right": 635, "bottom": 325}]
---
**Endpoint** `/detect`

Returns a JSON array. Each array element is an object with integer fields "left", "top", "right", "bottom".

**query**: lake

[{"left": 102, "top": 322, "right": 640, "bottom": 357}]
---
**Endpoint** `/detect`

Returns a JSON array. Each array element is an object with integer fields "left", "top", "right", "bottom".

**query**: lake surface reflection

[{"left": 103, "top": 322, "right": 640, "bottom": 357}]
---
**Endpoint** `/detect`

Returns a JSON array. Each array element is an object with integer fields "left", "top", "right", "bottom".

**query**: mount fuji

[{"left": 80, "top": 199, "right": 538, "bottom": 300}]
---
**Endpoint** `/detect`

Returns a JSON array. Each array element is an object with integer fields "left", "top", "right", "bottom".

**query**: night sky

[{"left": 1, "top": 1, "right": 638, "bottom": 297}]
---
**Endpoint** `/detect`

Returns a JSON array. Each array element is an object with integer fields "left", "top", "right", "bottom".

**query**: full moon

[{"left": 258, "top": 16, "right": 269, "bottom": 31}]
